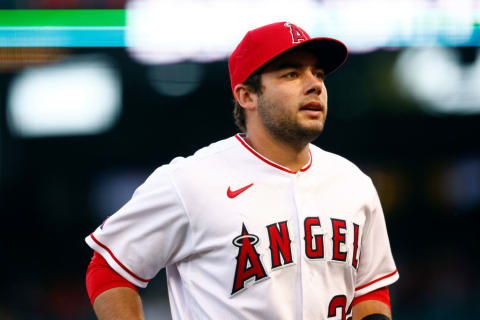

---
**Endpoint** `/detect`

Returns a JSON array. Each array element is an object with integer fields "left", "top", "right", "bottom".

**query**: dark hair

[{"left": 232, "top": 72, "right": 263, "bottom": 132}]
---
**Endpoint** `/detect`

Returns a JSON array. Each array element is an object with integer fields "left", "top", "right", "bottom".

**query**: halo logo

[{"left": 231, "top": 224, "right": 268, "bottom": 295}]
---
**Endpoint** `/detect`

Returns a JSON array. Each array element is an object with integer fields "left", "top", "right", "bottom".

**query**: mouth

[{"left": 300, "top": 101, "right": 324, "bottom": 113}]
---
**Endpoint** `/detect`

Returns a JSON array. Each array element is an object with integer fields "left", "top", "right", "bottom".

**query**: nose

[{"left": 304, "top": 70, "right": 323, "bottom": 95}]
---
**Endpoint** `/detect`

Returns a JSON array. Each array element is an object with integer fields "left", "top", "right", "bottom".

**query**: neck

[{"left": 244, "top": 129, "right": 311, "bottom": 173}]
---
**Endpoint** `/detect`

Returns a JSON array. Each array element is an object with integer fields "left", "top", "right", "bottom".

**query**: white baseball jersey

[{"left": 86, "top": 133, "right": 399, "bottom": 319}]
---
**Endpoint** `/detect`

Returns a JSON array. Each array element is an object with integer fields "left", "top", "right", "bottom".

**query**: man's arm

[
  {"left": 86, "top": 251, "right": 145, "bottom": 319},
  {"left": 93, "top": 287, "right": 145, "bottom": 320},
  {"left": 352, "top": 300, "right": 391, "bottom": 320}
]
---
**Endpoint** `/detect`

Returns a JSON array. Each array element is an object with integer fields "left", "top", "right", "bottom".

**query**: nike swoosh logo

[{"left": 227, "top": 183, "right": 254, "bottom": 199}]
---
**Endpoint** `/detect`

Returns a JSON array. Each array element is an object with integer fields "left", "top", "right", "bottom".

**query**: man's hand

[{"left": 93, "top": 287, "right": 145, "bottom": 320}]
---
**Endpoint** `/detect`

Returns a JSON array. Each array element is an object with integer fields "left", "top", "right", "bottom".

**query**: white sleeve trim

[
  {"left": 85, "top": 234, "right": 150, "bottom": 288},
  {"left": 354, "top": 269, "right": 399, "bottom": 297}
]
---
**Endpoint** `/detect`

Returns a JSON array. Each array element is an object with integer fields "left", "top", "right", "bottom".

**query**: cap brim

[{"left": 285, "top": 37, "right": 348, "bottom": 75}]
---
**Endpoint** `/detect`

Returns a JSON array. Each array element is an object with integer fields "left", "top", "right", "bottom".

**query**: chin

[
  {"left": 296, "top": 126, "right": 324, "bottom": 142},
  {"left": 301, "top": 121, "right": 324, "bottom": 133}
]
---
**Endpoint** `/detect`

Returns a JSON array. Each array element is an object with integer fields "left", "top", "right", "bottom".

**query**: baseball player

[{"left": 85, "top": 22, "right": 399, "bottom": 320}]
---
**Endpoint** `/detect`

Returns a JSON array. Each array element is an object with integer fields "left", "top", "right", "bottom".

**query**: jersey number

[{"left": 328, "top": 295, "right": 353, "bottom": 320}]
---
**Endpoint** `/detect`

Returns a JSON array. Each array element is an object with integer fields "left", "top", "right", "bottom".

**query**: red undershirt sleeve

[
  {"left": 352, "top": 286, "right": 391, "bottom": 309},
  {"left": 86, "top": 250, "right": 138, "bottom": 305}
]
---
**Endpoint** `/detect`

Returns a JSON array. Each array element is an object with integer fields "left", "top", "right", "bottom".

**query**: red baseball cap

[{"left": 229, "top": 22, "right": 348, "bottom": 97}]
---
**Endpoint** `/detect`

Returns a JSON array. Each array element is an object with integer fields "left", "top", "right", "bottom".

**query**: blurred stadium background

[{"left": 1, "top": 0, "right": 479, "bottom": 319}]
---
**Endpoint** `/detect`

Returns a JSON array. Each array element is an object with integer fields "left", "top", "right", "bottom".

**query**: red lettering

[
  {"left": 331, "top": 219, "right": 347, "bottom": 261},
  {"left": 266, "top": 221, "right": 293, "bottom": 269},
  {"left": 231, "top": 224, "right": 268, "bottom": 295},
  {"left": 352, "top": 223, "right": 360, "bottom": 269},
  {"left": 304, "top": 217, "right": 324, "bottom": 259}
]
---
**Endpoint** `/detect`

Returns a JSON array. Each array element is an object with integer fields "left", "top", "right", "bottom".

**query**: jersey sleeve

[
  {"left": 354, "top": 179, "right": 399, "bottom": 297},
  {"left": 85, "top": 166, "right": 193, "bottom": 288}
]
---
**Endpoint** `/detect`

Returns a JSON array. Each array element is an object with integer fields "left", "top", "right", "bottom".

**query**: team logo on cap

[{"left": 284, "top": 22, "right": 308, "bottom": 44}]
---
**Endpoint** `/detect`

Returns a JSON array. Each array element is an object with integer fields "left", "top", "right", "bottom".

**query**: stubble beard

[{"left": 257, "top": 94, "right": 325, "bottom": 148}]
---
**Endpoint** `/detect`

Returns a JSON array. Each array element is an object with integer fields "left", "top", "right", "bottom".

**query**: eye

[
  {"left": 284, "top": 71, "right": 298, "bottom": 78},
  {"left": 315, "top": 71, "right": 325, "bottom": 80}
]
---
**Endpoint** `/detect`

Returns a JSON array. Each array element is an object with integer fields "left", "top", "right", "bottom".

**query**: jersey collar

[{"left": 235, "top": 133, "right": 312, "bottom": 174}]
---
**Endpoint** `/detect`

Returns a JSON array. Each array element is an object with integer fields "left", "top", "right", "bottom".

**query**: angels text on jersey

[{"left": 231, "top": 216, "right": 361, "bottom": 295}]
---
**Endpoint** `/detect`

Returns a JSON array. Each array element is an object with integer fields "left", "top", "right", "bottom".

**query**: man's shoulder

[
  {"left": 156, "top": 135, "right": 246, "bottom": 180},
  {"left": 309, "top": 144, "right": 371, "bottom": 181},
  {"left": 169, "top": 135, "right": 239, "bottom": 167},
  {"left": 138, "top": 136, "right": 240, "bottom": 191}
]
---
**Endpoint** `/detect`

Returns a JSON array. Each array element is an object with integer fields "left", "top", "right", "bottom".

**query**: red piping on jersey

[
  {"left": 235, "top": 133, "right": 312, "bottom": 174},
  {"left": 355, "top": 269, "right": 398, "bottom": 291},
  {"left": 89, "top": 234, "right": 150, "bottom": 283}
]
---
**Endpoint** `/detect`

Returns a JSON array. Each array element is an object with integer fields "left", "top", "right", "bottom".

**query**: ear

[{"left": 234, "top": 83, "right": 258, "bottom": 111}]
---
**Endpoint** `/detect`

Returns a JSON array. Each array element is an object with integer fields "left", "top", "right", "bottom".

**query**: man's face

[{"left": 254, "top": 50, "right": 328, "bottom": 145}]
